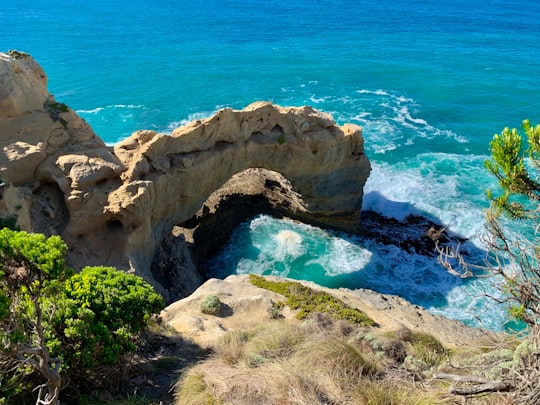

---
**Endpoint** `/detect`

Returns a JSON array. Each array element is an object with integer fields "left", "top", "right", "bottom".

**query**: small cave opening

[
  {"left": 271, "top": 124, "right": 284, "bottom": 134},
  {"left": 106, "top": 218, "right": 124, "bottom": 232}
]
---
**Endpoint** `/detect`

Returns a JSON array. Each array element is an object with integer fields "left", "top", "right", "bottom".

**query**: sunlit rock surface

[{"left": 0, "top": 51, "right": 370, "bottom": 301}]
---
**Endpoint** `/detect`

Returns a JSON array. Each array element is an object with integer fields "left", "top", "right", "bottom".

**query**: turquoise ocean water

[{"left": 2, "top": 0, "right": 540, "bottom": 330}]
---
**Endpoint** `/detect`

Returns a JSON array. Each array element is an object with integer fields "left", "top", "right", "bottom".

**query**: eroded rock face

[{"left": 0, "top": 52, "right": 370, "bottom": 300}]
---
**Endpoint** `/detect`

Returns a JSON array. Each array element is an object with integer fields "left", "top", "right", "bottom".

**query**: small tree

[
  {"left": 0, "top": 229, "right": 69, "bottom": 405},
  {"left": 483, "top": 120, "right": 540, "bottom": 326},
  {"left": 436, "top": 120, "right": 540, "bottom": 402}
]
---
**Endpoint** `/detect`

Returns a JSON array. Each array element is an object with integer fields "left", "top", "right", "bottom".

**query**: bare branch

[{"left": 433, "top": 373, "right": 514, "bottom": 395}]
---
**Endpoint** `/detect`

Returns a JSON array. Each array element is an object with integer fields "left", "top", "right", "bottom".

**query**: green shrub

[
  {"left": 268, "top": 300, "right": 284, "bottom": 319},
  {"left": 0, "top": 229, "right": 71, "bottom": 404},
  {"left": 199, "top": 295, "right": 222, "bottom": 315},
  {"left": 45, "top": 101, "right": 69, "bottom": 113},
  {"left": 1, "top": 230, "right": 165, "bottom": 403},
  {"left": 51, "top": 266, "right": 164, "bottom": 371}
]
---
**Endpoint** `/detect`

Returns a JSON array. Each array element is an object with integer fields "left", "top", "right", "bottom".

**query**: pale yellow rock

[
  {"left": 0, "top": 51, "right": 48, "bottom": 117},
  {"left": 161, "top": 275, "right": 493, "bottom": 349},
  {"left": 0, "top": 51, "right": 370, "bottom": 301},
  {"left": 0, "top": 182, "right": 32, "bottom": 230},
  {"left": 0, "top": 51, "right": 497, "bottom": 361}
]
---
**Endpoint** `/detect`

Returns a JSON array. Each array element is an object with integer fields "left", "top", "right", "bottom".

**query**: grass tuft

[
  {"left": 214, "top": 330, "right": 251, "bottom": 366},
  {"left": 175, "top": 372, "right": 222, "bottom": 405},
  {"left": 405, "top": 332, "right": 449, "bottom": 368}
]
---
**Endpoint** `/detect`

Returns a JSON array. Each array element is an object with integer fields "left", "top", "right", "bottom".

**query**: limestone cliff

[{"left": 0, "top": 51, "right": 370, "bottom": 301}]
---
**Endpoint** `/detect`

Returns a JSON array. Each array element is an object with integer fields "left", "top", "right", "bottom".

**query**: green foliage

[
  {"left": 44, "top": 100, "right": 70, "bottom": 127},
  {"left": 7, "top": 50, "right": 27, "bottom": 59},
  {"left": 485, "top": 120, "right": 540, "bottom": 220},
  {"left": 0, "top": 229, "right": 69, "bottom": 403},
  {"left": 45, "top": 101, "right": 69, "bottom": 114},
  {"left": 0, "top": 228, "right": 68, "bottom": 283},
  {"left": 249, "top": 274, "right": 293, "bottom": 295},
  {"left": 0, "top": 229, "right": 70, "bottom": 350},
  {"left": 199, "top": 295, "right": 222, "bottom": 315},
  {"left": 0, "top": 290, "right": 9, "bottom": 321},
  {"left": 277, "top": 134, "right": 285, "bottom": 145},
  {"left": 249, "top": 274, "right": 375, "bottom": 326},
  {"left": 268, "top": 300, "right": 284, "bottom": 319},
  {"left": 1, "top": 230, "right": 165, "bottom": 403},
  {"left": 0, "top": 268, "right": 8, "bottom": 321},
  {"left": 52, "top": 266, "right": 164, "bottom": 370},
  {"left": 482, "top": 119, "right": 540, "bottom": 326}
]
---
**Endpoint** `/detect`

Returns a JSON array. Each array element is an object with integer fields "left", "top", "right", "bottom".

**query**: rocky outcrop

[
  {"left": 162, "top": 274, "right": 493, "bottom": 348},
  {"left": 0, "top": 51, "right": 370, "bottom": 301}
]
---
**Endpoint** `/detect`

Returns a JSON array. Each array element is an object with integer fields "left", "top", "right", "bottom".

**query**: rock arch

[
  {"left": 0, "top": 52, "right": 370, "bottom": 300},
  {"left": 102, "top": 102, "right": 370, "bottom": 295}
]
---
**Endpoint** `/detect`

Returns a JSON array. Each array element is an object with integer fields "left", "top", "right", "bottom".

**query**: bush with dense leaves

[
  {"left": 0, "top": 229, "right": 164, "bottom": 403},
  {"left": 49, "top": 266, "right": 164, "bottom": 371}
]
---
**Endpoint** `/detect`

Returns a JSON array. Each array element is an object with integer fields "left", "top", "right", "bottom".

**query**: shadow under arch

[{"left": 175, "top": 167, "right": 314, "bottom": 270}]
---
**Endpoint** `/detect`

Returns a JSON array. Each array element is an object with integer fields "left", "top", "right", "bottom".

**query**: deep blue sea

[{"left": 2, "top": 0, "right": 540, "bottom": 331}]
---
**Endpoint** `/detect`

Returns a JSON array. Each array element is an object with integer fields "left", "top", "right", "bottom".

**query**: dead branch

[
  {"left": 433, "top": 373, "right": 514, "bottom": 395},
  {"left": 435, "top": 241, "right": 493, "bottom": 278}
]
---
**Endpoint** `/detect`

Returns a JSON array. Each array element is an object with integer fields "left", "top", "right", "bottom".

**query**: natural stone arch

[
  {"left": 152, "top": 167, "right": 311, "bottom": 300},
  {"left": 0, "top": 52, "right": 370, "bottom": 299},
  {"left": 97, "top": 102, "right": 370, "bottom": 296}
]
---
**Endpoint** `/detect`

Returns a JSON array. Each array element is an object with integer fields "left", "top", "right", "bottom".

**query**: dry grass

[
  {"left": 507, "top": 326, "right": 540, "bottom": 404},
  {"left": 351, "top": 379, "right": 449, "bottom": 405},
  {"left": 406, "top": 331, "right": 449, "bottom": 370},
  {"left": 175, "top": 371, "right": 222, "bottom": 405},
  {"left": 172, "top": 308, "right": 540, "bottom": 405},
  {"left": 213, "top": 330, "right": 251, "bottom": 366},
  {"left": 173, "top": 316, "right": 453, "bottom": 404}
]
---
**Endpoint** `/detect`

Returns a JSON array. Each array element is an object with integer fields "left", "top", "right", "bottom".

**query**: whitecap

[
  {"left": 309, "top": 238, "right": 372, "bottom": 276},
  {"left": 76, "top": 107, "right": 104, "bottom": 114},
  {"left": 163, "top": 110, "right": 220, "bottom": 133},
  {"left": 362, "top": 156, "right": 492, "bottom": 241},
  {"left": 274, "top": 230, "right": 305, "bottom": 260},
  {"left": 357, "top": 89, "right": 389, "bottom": 96}
]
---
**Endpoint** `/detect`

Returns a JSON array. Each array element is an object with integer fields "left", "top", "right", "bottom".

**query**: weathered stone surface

[
  {"left": 0, "top": 52, "right": 370, "bottom": 300},
  {"left": 0, "top": 50, "right": 48, "bottom": 117},
  {"left": 161, "top": 274, "right": 493, "bottom": 348},
  {"left": 0, "top": 51, "right": 113, "bottom": 185}
]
